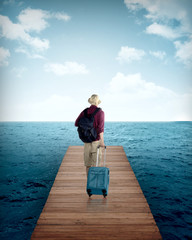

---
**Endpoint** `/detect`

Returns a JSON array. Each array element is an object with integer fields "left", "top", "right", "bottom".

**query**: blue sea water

[{"left": 0, "top": 122, "right": 192, "bottom": 240}]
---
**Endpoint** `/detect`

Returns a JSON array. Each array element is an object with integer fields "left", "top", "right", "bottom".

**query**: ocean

[{"left": 0, "top": 122, "right": 191, "bottom": 240}]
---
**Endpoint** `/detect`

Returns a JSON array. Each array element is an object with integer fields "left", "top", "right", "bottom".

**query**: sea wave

[{"left": 0, "top": 122, "right": 192, "bottom": 240}]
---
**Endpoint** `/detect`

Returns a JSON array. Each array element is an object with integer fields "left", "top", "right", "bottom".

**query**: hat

[{"left": 88, "top": 94, "right": 101, "bottom": 105}]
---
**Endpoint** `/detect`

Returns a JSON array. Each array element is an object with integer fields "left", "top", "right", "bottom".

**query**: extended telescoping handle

[{"left": 96, "top": 145, "right": 107, "bottom": 167}]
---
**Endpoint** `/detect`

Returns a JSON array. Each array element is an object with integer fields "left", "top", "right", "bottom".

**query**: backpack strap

[
  {"left": 84, "top": 108, "right": 101, "bottom": 118},
  {"left": 92, "top": 107, "right": 101, "bottom": 117},
  {"left": 83, "top": 108, "right": 89, "bottom": 118}
]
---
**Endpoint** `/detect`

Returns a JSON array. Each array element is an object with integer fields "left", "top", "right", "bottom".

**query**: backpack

[{"left": 77, "top": 108, "right": 101, "bottom": 143}]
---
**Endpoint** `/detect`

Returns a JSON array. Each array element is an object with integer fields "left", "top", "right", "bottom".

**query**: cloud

[
  {"left": 0, "top": 94, "right": 81, "bottom": 121},
  {"left": 17, "top": 8, "right": 71, "bottom": 33},
  {"left": 25, "top": 95, "right": 77, "bottom": 121},
  {"left": 149, "top": 50, "right": 166, "bottom": 60},
  {"left": 108, "top": 72, "right": 172, "bottom": 97},
  {"left": 117, "top": 46, "right": 145, "bottom": 63},
  {"left": 2, "top": 75, "right": 191, "bottom": 121},
  {"left": 174, "top": 38, "right": 192, "bottom": 67},
  {"left": 53, "top": 12, "right": 71, "bottom": 21},
  {"left": 44, "top": 62, "right": 89, "bottom": 75},
  {"left": 11, "top": 67, "right": 27, "bottom": 78},
  {"left": 17, "top": 8, "right": 49, "bottom": 33},
  {"left": 117, "top": 46, "right": 167, "bottom": 63},
  {"left": 0, "top": 15, "right": 49, "bottom": 51},
  {"left": 0, "top": 8, "right": 71, "bottom": 52},
  {"left": 124, "top": 0, "right": 188, "bottom": 23},
  {"left": 124, "top": 0, "right": 192, "bottom": 37},
  {"left": 102, "top": 72, "right": 192, "bottom": 121},
  {"left": 0, "top": 47, "right": 10, "bottom": 66},
  {"left": 15, "top": 47, "right": 45, "bottom": 59},
  {"left": 146, "top": 23, "right": 181, "bottom": 39},
  {"left": 124, "top": 0, "right": 192, "bottom": 66}
]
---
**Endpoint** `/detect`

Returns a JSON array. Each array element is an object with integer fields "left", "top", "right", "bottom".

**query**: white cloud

[
  {"left": 149, "top": 50, "right": 166, "bottom": 60},
  {"left": 124, "top": 0, "right": 140, "bottom": 11},
  {"left": 102, "top": 72, "right": 192, "bottom": 121},
  {"left": 125, "top": 1, "right": 192, "bottom": 38},
  {"left": 44, "top": 62, "right": 89, "bottom": 75},
  {"left": 146, "top": 23, "right": 181, "bottom": 39},
  {"left": 124, "top": 0, "right": 188, "bottom": 24},
  {"left": 17, "top": 8, "right": 71, "bottom": 33},
  {"left": 117, "top": 46, "right": 145, "bottom": 63},
  {"left": 174, "top": 39, "right": 192, "bottom": 67},
  {"left": 124, "top": 0, "right": 192, "bottom": 38},
  {"left": 0, "top": 15, "right": 25, "bottom": 40},
  {"left": 124, "top": 0, "right": 192, "bottom": 66},
  {"left": 0, "top": 47, "right": 10, "bottom": 66},
  {"left": 0, "top": 15, "right": 49, "bottom": 51},
  {"left": 11, "top": 67, "right": 27, "bottom": 78},
  {"left": 24, "top": 95, "right": 77, "bottom": 121},
  {"left": 27, "top": 37, "right": 49, "bottom": 51},
  {"left": 1, "top": 77, "right": 191, "bottom": 121},
  {"left": 18, "top": 8, "right": 50, "bottom": 33},
  {"left": 53, "top": 12, "right": 71, "bottom": 21},
  {"left": 108, "top": 72, "right": 172, "bottom": 97},
  {"left": 0, "top": 8, "right": 71, "bottom": 52},
  {"left": 15, "top": 47, "right": 45, "bottom": 59},
  {"left": 1, "top": 94, "right": 81, "bottom": 121}
]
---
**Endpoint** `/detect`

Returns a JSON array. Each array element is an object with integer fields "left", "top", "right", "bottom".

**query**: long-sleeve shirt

[{"left": 75, "top": 105, "right": 105, "bottom": 141}]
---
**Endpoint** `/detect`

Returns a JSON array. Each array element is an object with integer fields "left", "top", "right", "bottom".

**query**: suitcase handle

[{"left": 96, "top": 145, "right": 107, "bottom": 167}]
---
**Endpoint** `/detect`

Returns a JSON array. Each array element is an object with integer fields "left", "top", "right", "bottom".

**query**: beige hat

[{"left": 88, "top": 94, "right": 101, "bottom": 105}]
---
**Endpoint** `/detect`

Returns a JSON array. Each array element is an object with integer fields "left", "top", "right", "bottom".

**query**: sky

[{"left": 0, "top": 0, "right": 192, "bottom": 121}]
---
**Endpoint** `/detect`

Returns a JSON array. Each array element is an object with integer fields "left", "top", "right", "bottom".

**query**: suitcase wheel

[
  {"left": 102, "top": 189, "right": 107, "bottom": 198},
  {"left": 87, "top": 189, "right": 92, "bottom": 197}
]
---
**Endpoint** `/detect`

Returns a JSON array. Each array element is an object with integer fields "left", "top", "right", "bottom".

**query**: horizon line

[{"left": 0, "top": 120, "right": 191, "bottom": 123}]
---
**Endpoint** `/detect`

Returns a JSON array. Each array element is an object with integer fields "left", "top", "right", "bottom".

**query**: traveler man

[{"left": 75, "top": 94, "right": 105, "bottom": 177}]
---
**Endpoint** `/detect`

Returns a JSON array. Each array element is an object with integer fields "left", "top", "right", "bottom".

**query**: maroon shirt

[{"left": 75, "top": 105, "right": 105, "bottom": 141}]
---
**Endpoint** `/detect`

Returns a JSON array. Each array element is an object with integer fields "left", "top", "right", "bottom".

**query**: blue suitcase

[{"left": 87, "top": 146, "right": 109, "bottom": 198}]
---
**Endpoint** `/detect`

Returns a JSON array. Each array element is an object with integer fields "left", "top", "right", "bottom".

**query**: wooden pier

[{"left": 31, "top": 146, "right": 162, "bottom": 240}]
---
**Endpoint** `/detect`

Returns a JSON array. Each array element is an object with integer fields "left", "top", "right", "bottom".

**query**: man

[{"left": 75, "top": 94, "right": 105, "bottom": 176}]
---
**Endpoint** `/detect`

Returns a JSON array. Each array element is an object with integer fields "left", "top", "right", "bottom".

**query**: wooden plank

[
  {"left": 46, "top": 195, "right": 147, "bottom": 203},
  {"left": 52, "top": 180, "right": 140, "bottom": 187},
  {"left": 42, "top": 203, "right": 151, "bottom": 213},
  {"left": 33, "top": 224, "right": 160, "bottom": 232},
  {"left": 31, "top": 146, "right": 162, "bottom": 240},
  {"left": 32, "top": 224, "right": 161, "bottom": 240}
]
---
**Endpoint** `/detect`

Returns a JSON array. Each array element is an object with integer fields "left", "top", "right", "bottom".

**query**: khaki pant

[{"left": 84, "top": 141, "right": 102, "bottom": 167}]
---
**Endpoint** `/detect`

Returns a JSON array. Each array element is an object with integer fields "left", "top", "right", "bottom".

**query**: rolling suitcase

[{"left": 86, "top": 146, "right": 109, "bottom": 198}]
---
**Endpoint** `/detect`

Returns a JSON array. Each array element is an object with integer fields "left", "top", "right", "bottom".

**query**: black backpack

[{"left": 77, "top": 108, "right": 101, "bottom": 143}]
